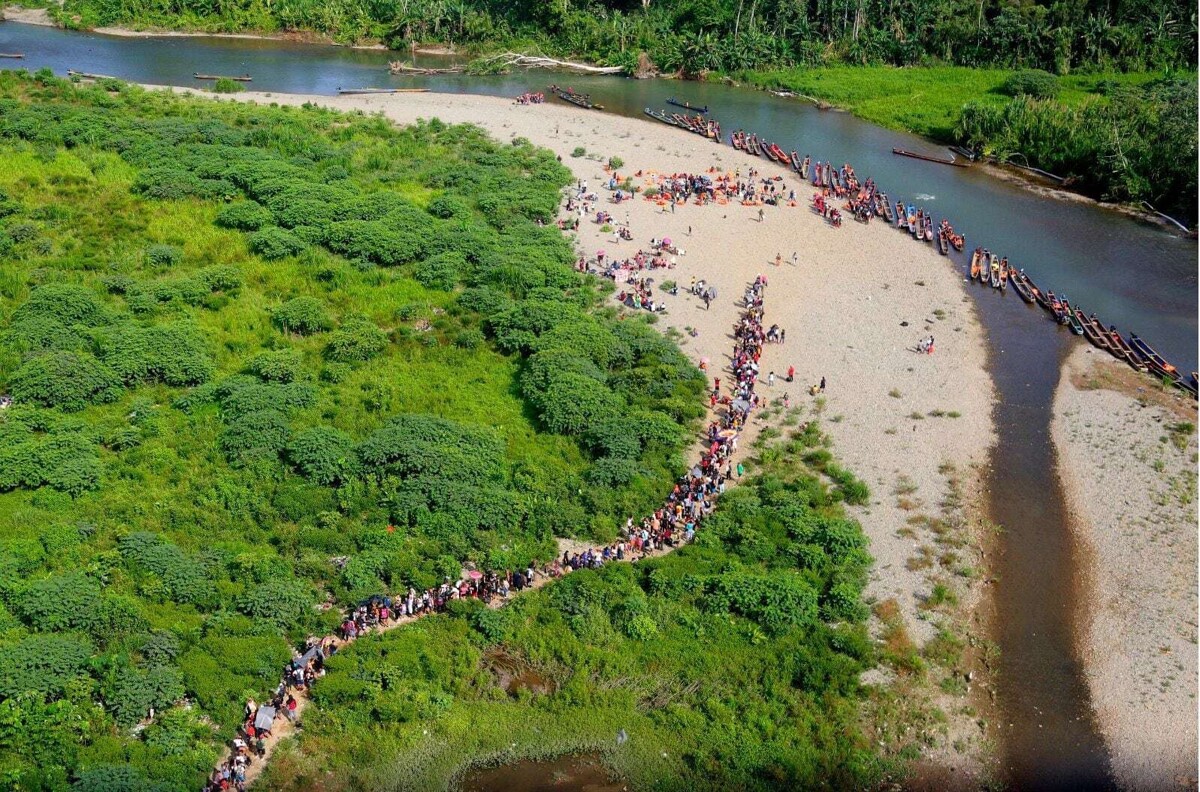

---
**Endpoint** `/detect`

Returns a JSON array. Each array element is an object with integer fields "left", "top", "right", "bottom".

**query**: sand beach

[{"left": 1053, "top": 346, "right": 1198, "bottom": 791}]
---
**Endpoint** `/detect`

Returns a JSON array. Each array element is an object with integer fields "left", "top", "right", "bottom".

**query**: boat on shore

[
  {"left": 1063, "top": 300, "right": 1085, "bottom": 335},
  {"left": 969, "top": 249, "right": 983, "bottom": 280},
  {"left": 644, "top": 108, "right": 678, "bottom": 127},
  {"left": 989, "top": 254, "right": 1001, "bottom": 288},
  {"left": 1106, "top": 328, "right": 1147, "bottom": 372},
  {"left": 998, "top": 257, "right": 1009, "bottom": 290},
  {"left": 666, "top": 98, "right": 708, "bottom": 113},
  {"left": 1129, "top": 333, "right": 1181, "bottom": 381},
  {"left": 549, "top": 85, "right": 602, "bottom": 110}
]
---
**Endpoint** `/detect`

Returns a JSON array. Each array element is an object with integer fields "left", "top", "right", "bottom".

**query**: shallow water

[{"left": 3, "top": 20, "right": 1196, "bottom": 787}]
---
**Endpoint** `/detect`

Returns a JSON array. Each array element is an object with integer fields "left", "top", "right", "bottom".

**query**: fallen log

[
  {"left": 388, "top": 62, "right": 465, "bottom": 75},
  {"left": 891, "top": 148, "right": 968, "bottom": 167},
  {"left": 0, "top": 53, "right": 25, "bottom": 59}
]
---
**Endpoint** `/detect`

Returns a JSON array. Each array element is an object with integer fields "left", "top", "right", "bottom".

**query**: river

[{"left": 2, "top": 20, "right": 1196, "bottom": 790}]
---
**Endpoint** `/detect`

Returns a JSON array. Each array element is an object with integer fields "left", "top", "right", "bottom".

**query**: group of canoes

[
  {"left": 968, "top": 248, "right": 1197, "bottom": 397},
  {"left": 635, "top": 96, "right": 1197, "bottom": 401},
  {"left": 643, "top": 108, "right": 720, "bottom": 140},
  {"left": 548, "top": 85, "right": 602, "bottom": 110}
]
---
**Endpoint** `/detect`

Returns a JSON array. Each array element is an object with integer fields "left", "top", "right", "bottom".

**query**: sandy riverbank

[
  {"left": 159, "top": 84, "right": 999, "bottom": 780},
  {"left": 1052, "top": 346, "right": 1198, "bottom": 791}
]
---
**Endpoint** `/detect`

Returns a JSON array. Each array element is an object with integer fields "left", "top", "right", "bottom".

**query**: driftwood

[
  {"left": 388, "top": 51, "right": 623, "bottom": 76},
  {"left": 388, "top": 62, "right": 465, "bottom": 75}
]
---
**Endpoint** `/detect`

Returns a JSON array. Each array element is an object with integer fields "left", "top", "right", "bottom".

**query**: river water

[{"left": 2, "top": 20, "right": 1196, "bottom": 790}]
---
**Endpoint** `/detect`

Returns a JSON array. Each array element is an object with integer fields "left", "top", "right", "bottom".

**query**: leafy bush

[
  {"left": 324, "top": 220, "right": 427, "bottom": 267},
  {"left": 235, "top": 577, "right": 313, "bottom": 629},
  {"left": 249, "top": 226, "right": 306, "bottom": 260},
  {"left": 0, "top": 633, "right": 93, "bottom": 699},
  {"left": 10, "top": 351, "right": 123, "bottom": 411},
  {"left": 73, "top": 765, "right": 169, "bottom": 792},
  {"left": 119, "top": 532, "right": 215, "bottom": 606},
  {"left": 212, "top": 78, "right": 245, "bottom": 94},
  {"left": 220, "top": 409, "right": 291, "bottom": 463},
  {"left": 11, "top": 283, "right": 108, "bottom": 327},
  {"left": 13, "top": 572, "right": 102, "bottom": 632},
  {"left": 325, "top": 317, "right": 388, "bottom": 362},
  {"left": 144, "top": 244, "right": 182, "bottom": 268},
  {"left": 999, "top": 69, "right": 1060, "bottom": 99},
  {"left": 287, "top": 426, "right": 356, "bottom": 485},
  {"left": 356, "top": 415, "right": 504, "bottom": 484},
  {"left": 104, "top": 664, "right": 185, "bottom": 726},
  {"left": 248, "top": 348, "right": 303, "bottom": 383},
  {"left": 215, "top": 200, "right": 272, "bottom": 231},
  {"left": 100, "top": 323, "right": 213, "bottom": 386},
  {"left": 414, "top": 251, "right": 466, "bottom": 291},
  {"left": 272, "top": 297, "right": 331, "bottom": 335}
]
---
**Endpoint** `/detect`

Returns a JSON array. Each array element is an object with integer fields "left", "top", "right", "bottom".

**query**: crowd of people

[{"left": 515, "top": 91, "right": 545, "bottom": 105}]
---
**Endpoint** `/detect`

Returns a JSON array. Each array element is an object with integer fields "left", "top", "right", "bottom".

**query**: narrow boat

[
  {"left": 1107, "top": 328, "right": 1147, "bottom": 372},
  {"left": 1078, "top": 311, "right": 1115, "bottom": 351},
  {"left": 969, "top": 249, "right": 983, "bottom": 280},
  {"left": 194, "top": 73, "right": 252, "bottom": 81},
  {"left": 879, "top": 193, "right": 893, "bottom": 224},
  {"left": 800, "top": 156, "right": 811, "bottom": 180},
  {"left": 0, "top": 53, "right": 26, "bottom": 59},
  {"left": 644, "top": 108, "right": 679, "bottom": 127},
  {"left": 731, "top": 131, "right": 744, "bottom": 151},
  {"left": 891, "top": 148, "right": 969, "bottom": 167},
  {"left": 666, "top": 98, "right": 708, "bottom": 113},
  {"left": 790, "top": 151, "right": 802, "bottom": 172},
  {"left": 989, "top": 255, "right": 1001, "bottom": 288},
  {"left": 550, "top": 86, "right": 603, "bottom": 110},
  {"left": 769, "top": 143, "right": 789, "bottom": 163},
  {"left": 1048, "top": 292, "right": 1067, "bottom": 323},
  {"left": 824, "top": 165, "right": 833, "bottom": 189},
  {"left": 1176, "top": 377, "right": 1199, "bottom": 398},
  {"left": 923, "top": 214, "right": 935, "bottom": 242},
  {"left": 1129, "top": 334, "right": 1180, "bottom": 381},
  {"left": 1010, "top": 269, "right": 1035, "bottom": 303},
  {"left": 338, "top": 88, "right": 430, "bottom": 94},
  {"left": 998, "top": 257, "right": 1009, "bottom": 290},
  {"left": 1027, "top": 272, "right": 1050, "bottom": 308},
  {"left": 1062, "top": 300, "right": 1085, "bottom": 335},
  {"left": 894, "top": 201, "right": 905, "bottom": 228}
]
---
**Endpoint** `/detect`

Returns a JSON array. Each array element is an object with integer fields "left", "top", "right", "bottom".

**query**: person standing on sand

[
  {"left": 791, "top": 251, "right": 798, "bottom": 266},
  {"left": 819, "top": 376, "right": 826, "bottom": 392},
  {"left": 787, "top": 365, "right": 795, "bottom": 382},
  {"left": 758, "top": 207, "right": 765, "bottom": 223},
  {"left": 768, "top": 371, "right": 776, "bottom": 387},
  {"left": 775, "top": 252, "right": 782, "bottom": 267}
]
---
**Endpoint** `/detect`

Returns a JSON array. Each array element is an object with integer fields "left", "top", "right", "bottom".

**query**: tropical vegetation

[{"left": 0, "top": 69, "right": 722, "bottom": 789}]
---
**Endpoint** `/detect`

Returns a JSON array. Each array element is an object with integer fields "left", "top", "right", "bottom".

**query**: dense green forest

[{"left": 53, "top": 0, "right": 1197, "bottom": 75}]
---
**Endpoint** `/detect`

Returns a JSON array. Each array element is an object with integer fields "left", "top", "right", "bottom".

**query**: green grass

[{"left": 737, "top": 65, "right": 1176, "bottom": 141}]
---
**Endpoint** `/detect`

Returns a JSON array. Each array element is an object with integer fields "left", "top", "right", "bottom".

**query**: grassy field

[{"left": 736, "top": 65, "right": 1172, "bottom": 141}]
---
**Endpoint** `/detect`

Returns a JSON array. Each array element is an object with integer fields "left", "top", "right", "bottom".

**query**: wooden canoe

[
  {"left": 892, "top": 148, "right": 969, "bottom": 167},
  {"left": 0, "top": 53, "right": 26, "bottom": 59},
  {"left": 644, "top": 108, "right": 678, "bottom": 127},
  {"left": 969, "top": 249, "right": 983, "bottom": 280},
  {"left": 1080, "top": 312, "right": 1115, "bottom": 352},
  {"left": 880, "top": 194, "right": 894, "bottom": 224},
  {"left": 666, "top": 98, "right": 708, "bottom": 113},
  {"left": 790, "top": 151, "right": 802, "bottom": 172},
  {"left": 338, "top": 88, "right": 429, "bottom": 94},
  {"left": 998, "top": 258, "right": 1009, "bottom": 290},
  {"left": 194, "top": 73, "right": 252, "bottom": 81},
  {"left": 923, "top": 215, "right": 935, "bottom": 242},
  {"left": 1010, "top": 269, "right": 1035, "bottom": 303},
  {"left": 1129, "top": 334, "right": 1179, "bottom": 380},
  {"left": 1070, "top": 306, "right": 1091, "bottom": 338},
  {"left": 1107, "top": 328, "right": 1147, "bottom": 372},
  {"left": 989, "top": 255, "right": 1001, "bottom": 288}
]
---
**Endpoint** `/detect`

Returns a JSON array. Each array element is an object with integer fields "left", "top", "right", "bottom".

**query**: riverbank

[
  {"left": 161, "top": 82, "right": 999, "bottom": 782},
  {"left": 1052, "top": 345, "right": 1198, "bottom": 791}
]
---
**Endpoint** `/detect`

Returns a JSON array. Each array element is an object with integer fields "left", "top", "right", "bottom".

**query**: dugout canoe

[
  {"left": 666, "top": 98, "right": 708, "bottom": 113},
  {"left": 194, "top": 73, "right": 252, "bottom": 81},
  {"left": 892, "top": 148, "right": 969, "bottom": 167}
]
